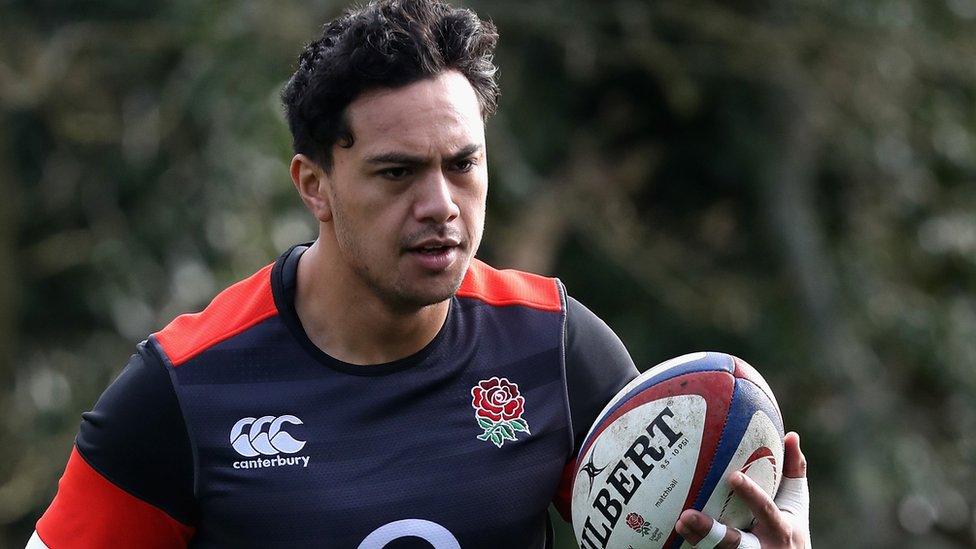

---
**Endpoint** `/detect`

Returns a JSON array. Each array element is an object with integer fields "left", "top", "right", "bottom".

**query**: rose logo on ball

[
  {"left": 470, "top": 376, "right": 530, "bottom": 448},
  {"left": 626, "top": 513, "right": 651, "bottom": 537}
]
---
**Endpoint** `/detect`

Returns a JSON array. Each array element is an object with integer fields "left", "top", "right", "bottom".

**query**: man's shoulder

[
  {"left": 153, "top": 261, "right": 279, "bottom": 367},
  {"left": 457, "top": 258, "right": 563, "bottom": 312}
]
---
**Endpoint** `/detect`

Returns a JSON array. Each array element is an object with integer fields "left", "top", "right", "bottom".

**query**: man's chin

[
  {"left": 388, "top": 252, "right": 472, "bottom": 308},
  {"left": 405, "top": 282, "right": 464, "bottom": 308},
  {"left": 392, "top": 273, "right": 466, "bottom": 310}
]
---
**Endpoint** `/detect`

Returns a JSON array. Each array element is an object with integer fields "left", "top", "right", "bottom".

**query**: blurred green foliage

[{"left": 2, "top": 0, "right": 976, "bottom": 547}]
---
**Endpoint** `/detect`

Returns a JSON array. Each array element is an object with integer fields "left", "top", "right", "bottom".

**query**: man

[{"left": 29, "top": 1, "right": 809, "bottom": 547}]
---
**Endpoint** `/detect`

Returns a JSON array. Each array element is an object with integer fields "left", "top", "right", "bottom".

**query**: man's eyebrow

[
  {"left": 364, "top": 152, "right": 427, "bottom": 165},
  {"left": 446, "top": 143, "right": 483, "bottom": 162},
  {"left": 363, "top": 144, "right": 483, "bottom": 165}
]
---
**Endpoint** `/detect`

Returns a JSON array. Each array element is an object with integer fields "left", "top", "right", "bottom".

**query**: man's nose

[{"left": 413, "top": 170, "right": 461, "bottom": 224}]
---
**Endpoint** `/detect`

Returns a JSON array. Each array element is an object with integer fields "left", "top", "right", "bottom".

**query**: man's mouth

[
  {"left": 407, "top": 237, "right": 462, "bottom": 254},
  {"left": 413, "top": 244, "right": 455, "bottom": 255},
  {"left": 405, "top": 237, "right": 463, "bottom": 270}
]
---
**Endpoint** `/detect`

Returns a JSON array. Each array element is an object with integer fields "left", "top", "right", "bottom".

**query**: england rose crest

[
  {"left": 471, "top": 376, "right": 530, "bottom": 448},
  {"left": 626, "top": 512, "right": 651, "bottom": 537}
]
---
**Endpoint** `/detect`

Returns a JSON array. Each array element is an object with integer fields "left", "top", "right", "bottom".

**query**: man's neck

[{"left": 293, "top": 241, "right": 449, "bottom": 366}]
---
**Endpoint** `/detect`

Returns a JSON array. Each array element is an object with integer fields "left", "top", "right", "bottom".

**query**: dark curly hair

[{"left": 281, "top": 0, "right": 500, "bottom": 171}]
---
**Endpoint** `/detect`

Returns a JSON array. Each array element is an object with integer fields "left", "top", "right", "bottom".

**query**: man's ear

[{"left": 290, "top": 154, "right": 333, "bottom": 222}]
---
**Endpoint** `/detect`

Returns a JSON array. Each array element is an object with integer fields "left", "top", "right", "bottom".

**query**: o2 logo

[{"left": 358, "top": 519, "right": 460, "bottom": 548}]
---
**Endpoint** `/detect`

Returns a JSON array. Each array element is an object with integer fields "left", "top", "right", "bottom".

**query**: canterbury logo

[{"left": 230, "top": 415, "right": 306, "bottom": 457}]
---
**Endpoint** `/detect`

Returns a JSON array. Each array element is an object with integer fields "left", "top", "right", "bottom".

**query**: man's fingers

[
  {"left": 674, "top": 510, "right": 741, "bottom": 549},
  {"left": 674, "top": 509, "right": 709, "bottom": 546},
  {"left": 675, "top": 441, "right": 808, "bottom": 548},
  {"left": 783, "top": 431, "right": 807, "bottom": 479},
  {"left": 777, "top": 430, "right": 810, "bottom": 523},
  {"left": 773, "top": 476, "right": 810, "bottom": 518},
  {"left": 728, "top": 471, "right": 789, "bottom": 532}
]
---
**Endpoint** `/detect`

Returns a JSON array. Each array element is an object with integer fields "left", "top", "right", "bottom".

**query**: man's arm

[
  {"left": 29, "top": 342, "right": 196, "bottom": 548},
  {"left": 552, "top": 295, "right": 641, "bottom": 520}
]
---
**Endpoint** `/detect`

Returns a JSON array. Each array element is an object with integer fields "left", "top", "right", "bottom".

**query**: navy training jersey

[{"left": 35, "top": 245, "right": 638, "bottom": 548}]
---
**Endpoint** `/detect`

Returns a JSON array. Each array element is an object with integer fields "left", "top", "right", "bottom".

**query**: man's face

[{"left": 324, "top": 70, "right": 488, "bottom": 310}]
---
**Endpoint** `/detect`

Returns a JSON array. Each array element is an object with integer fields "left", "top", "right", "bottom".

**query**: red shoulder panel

[
  {"left": 456, "top": 259, "right": 562, "bottom": 312},
  {"left": 36, "top": 447, "right": 194, "bottom": 548},
  {"left": 155, "top": 262, "right": 277, "bottom": 367}
]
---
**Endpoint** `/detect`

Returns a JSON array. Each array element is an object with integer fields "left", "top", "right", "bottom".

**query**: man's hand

[{"left": 674, "top": 431, "right": 810, "bottom": 548}]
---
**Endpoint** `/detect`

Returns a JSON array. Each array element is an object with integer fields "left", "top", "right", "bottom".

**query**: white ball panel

[{"left": 573, "top": 395, "right": 707, "bottom": 549}]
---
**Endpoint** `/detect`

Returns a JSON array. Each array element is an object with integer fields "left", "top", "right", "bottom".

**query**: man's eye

[
  {"left": 381, "top": 167, "right": 412, "bottom": 180},
  {"left": 452, "top": 159, "right": 476, "bottom": 172}
]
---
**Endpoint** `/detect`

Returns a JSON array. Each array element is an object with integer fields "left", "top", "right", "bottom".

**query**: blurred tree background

[{"left": 1, "top": 0, "right": 975, "bottom": 547}]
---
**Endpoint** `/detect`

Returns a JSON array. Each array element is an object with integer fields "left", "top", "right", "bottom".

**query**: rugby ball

[{"left": 571, "top": 352, "right": 784, "bottom": 549}]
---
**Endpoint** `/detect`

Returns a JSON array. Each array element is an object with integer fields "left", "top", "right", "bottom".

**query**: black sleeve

[
  {"left": 75, "top": 341, "right": 197, "bottom": 524},
  {"left": 564, "top": 296, "right": 640, "bottom": 455}
]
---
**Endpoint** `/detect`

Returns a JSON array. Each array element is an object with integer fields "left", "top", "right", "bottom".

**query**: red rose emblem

[
  {"left": 471, "top": 376, "right": 525, "bottom": 422},
  {"left": 625, "top": 512, "right": 644, "bottom": 531},
  {"left": 471, "top": 377, "right": 530, "bottom": 448}
]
